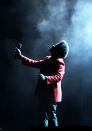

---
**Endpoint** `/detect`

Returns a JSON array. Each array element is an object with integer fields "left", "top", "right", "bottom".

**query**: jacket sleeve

[
  {"left": 46, "top": 60, "right": 65, "bottom": 85},
  {"left": 22, "top": 56, "right": 49, "bottom": 69}
]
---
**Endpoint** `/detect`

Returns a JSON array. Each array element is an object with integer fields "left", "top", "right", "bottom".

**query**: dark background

[{"left": 0, "top": 0, "right": 92, "bottom": 130}]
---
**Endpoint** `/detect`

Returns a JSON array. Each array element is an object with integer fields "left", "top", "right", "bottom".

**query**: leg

[
  {"left": 47, "top": 103, "right": 58, "bottom": 127},
  {"left": 39, "top": 100, "right": 48, "bottom": 127}
]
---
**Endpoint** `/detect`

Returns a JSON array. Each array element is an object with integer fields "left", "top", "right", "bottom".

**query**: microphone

[{"left": 16, "top": 42, "right": 22, "bottom": 49}]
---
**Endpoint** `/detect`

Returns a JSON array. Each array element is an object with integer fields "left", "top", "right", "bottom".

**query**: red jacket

[{"left": 22, "top": 56, "right": 65, "bottom": 102}]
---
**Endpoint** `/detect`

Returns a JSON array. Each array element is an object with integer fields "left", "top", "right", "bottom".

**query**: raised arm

[
  {"left": 22, "top": 56, "right": 48, "bottom": 69},
  {"left": 15, "top": 48, "right": 48, "bottom": 70}
]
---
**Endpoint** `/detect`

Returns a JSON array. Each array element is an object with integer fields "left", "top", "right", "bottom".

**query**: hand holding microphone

[{"left": 15, "top": 43, "right": 23, "bottom": 59}]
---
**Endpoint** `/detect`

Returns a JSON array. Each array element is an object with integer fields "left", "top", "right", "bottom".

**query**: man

[{"left": 15, "top": 40, "right": 69, "bottom": 127}]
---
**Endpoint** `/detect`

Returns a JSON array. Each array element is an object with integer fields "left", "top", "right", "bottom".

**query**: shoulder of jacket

[
  {"left": 44, "top": 56, "right": 51, "bottom": 60},
  {"left": 56, "top": 58, "right": 65, "bottom": 65}
]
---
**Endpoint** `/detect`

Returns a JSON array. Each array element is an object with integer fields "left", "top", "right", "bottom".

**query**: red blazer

[{"left": 22, "top": 56, "right": 65, "bottom": 102}]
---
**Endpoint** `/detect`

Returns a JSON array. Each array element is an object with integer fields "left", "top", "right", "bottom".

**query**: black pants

[{"left": 39, "top": 99, "right": 58, "bottom": 127}]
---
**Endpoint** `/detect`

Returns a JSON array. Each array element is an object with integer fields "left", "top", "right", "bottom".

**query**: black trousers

[{"left": 39, "top": 99, "right": 58, "bottom": 127}]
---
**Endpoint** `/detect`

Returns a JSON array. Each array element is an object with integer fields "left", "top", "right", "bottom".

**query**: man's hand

[
  {"left": 15, "top": 48, "right": 23, "bottom": 59},
  {"left": 39, "top": 74, "right": 47, "bottom": 84}
]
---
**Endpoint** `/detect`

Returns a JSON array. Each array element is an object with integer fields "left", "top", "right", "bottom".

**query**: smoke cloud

[
  {"left": 36, "top": 0, "right": 92, "bottom": 65},
  {"left": 68, "top": 0, "right": 92, "bottom": 64}
]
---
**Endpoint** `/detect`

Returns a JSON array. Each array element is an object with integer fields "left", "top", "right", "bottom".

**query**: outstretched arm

[
  {"left": 22, "top": 56, "right": 47, "bottom": 69},
  {"left": 15, "top": 48, "right": 48, "bottom": 69}
]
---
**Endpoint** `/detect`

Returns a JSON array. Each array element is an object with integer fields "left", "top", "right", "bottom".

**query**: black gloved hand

[{"left": 15, "top": 48, "right": 23, "bottom": 59}]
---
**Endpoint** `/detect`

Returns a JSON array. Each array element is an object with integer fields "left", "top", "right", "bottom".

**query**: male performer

[{"left": 15, "top": 40, "right": 69, "bottom": 127}]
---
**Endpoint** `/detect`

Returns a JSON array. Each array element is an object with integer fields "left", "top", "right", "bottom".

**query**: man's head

[{"left": 49, "top": 40, "right": 69, "bottom": 59}]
